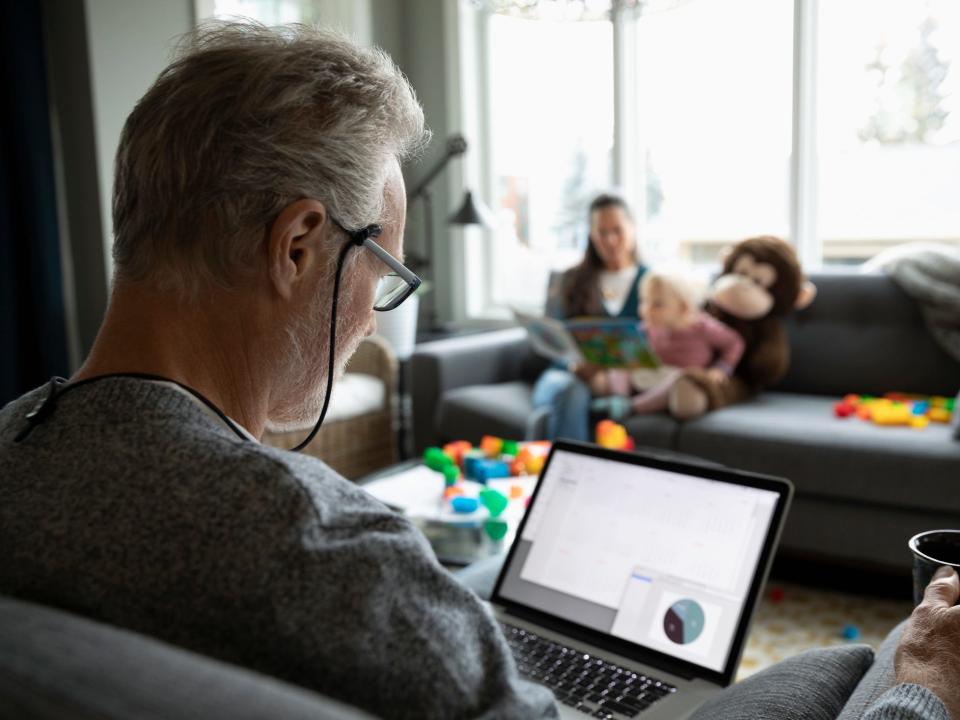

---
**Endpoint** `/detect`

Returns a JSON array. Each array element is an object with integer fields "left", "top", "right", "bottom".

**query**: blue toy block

[
  {"left": 472, "top": 459, "right": 511, "bottom": 482},
  {"left": 841, "top": 624, "right": 860, "bottom": 641},
  {"left": 463, "top": 451, "right": 486, "bottom": 480},
  {"left": 451, "top": 496, "right": 480, "bottom": 513}
]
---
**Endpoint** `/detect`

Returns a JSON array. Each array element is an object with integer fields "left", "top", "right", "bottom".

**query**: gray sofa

[
  {"left": 0, "top": 586, "right": 908, "bottom": 720},
  {"left": 0, "top": 594, "right": 373, "bottom": 720},
  {"left": 411, "top": 273, "right": 960, "bottom": 571}
]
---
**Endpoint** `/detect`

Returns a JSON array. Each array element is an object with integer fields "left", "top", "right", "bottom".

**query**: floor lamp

[{"left": 406, "top": 134, "right": 493, "bottom": 332}]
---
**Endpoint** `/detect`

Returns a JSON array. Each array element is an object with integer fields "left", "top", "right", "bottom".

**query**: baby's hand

[{"left": 706, "top": 367, "right": 730, "bottom": 385}]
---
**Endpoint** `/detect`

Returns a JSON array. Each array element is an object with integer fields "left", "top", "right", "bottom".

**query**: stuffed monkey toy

[{"left": 669, "top": 236, "right": 816, "bottom": 419}]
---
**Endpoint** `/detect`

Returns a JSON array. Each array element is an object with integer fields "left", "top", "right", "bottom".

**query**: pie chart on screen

[{"left": 663, "top": 598, "right": 705, "bottom": 645}]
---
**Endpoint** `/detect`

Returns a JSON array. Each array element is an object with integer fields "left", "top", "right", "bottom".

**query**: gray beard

[{"left": 265, "top": 305, "right": 367, "bottom": 433}]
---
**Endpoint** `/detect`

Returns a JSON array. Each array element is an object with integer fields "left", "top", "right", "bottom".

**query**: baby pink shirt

[{"left": 644, "top": 312, "right": 745, "bottom": 374}]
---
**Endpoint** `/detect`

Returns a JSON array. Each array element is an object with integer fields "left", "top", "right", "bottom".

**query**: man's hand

[{"left": 895, "top": 566, "right": 960, "bottom": 719}]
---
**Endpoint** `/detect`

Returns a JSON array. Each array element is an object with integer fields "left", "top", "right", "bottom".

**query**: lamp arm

[{"left": 406, "top": 134, "right": 467, "bottom": 200}]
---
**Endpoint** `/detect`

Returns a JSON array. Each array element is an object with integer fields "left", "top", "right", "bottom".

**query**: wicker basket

[{"left": 262, "top": 335, "right": 398, "bottom": 480}]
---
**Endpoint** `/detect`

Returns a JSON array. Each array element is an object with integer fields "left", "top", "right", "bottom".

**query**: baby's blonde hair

[{"left": 640, "top": 270, "right": 705, "bottom": 319}]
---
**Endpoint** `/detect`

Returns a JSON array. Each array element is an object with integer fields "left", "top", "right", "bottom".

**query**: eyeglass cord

[{"left": 15, "top": 235, "right": 366, "bottom": 451}]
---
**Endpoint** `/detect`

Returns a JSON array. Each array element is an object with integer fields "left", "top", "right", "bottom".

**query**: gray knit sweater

[{"left": 0, "top": 378, "right": 557, "bottom": 720}]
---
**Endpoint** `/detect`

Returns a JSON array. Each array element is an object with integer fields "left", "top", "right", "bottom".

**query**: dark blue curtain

[{"left": 1, "top": 1, "right": 70, "bottom": 405}]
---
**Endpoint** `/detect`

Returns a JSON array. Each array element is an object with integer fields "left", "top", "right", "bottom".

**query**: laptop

[{"left": 490, "top": 440, "right": 793, "bottom": 719}]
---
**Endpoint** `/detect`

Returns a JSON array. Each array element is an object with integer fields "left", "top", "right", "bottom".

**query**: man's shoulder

[{"left": 239, "top": 441, "right": 396, "bottom": 521}]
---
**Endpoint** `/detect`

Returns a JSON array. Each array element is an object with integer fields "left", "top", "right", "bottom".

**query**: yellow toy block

[
  {"left": 929, "top": 407, "right": 951, "bottom": 423},
  {"left": 910, "top": 416, "right": 930, "bottom": 429}
]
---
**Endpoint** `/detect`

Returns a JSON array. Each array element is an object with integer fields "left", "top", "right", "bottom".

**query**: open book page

[
  {"left": 565, "top": 318, "right": 662, "bottom": 369},
  {"left": 513, "top": 308, "right": 584, "bottom": 365}
]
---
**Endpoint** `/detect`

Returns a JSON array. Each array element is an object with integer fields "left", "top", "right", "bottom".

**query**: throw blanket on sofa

[{"left": 865, "top": 243, "right": 960, "bottom": 364}]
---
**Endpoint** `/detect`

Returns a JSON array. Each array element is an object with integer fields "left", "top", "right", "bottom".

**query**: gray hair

[{"left": 111, "top": 21, "right": 429, "bottom": 292}]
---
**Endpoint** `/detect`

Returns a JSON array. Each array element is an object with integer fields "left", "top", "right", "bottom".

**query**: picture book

[{"left": 514, "top": 310, "right": 661, "bottom": 369}]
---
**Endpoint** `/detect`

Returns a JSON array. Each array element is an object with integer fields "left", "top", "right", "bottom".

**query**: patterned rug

[{"left": 738, "top": 582, "right": 913, "bottom": 681}]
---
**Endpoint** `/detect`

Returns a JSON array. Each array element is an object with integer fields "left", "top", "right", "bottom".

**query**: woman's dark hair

[{"left": 559, "top": 194, "right": 635, "bottom": 317}]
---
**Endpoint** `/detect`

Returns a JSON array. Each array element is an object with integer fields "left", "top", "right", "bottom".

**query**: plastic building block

[
  {"left": 596, "top": 420, "right": 635, "bottom": 450},
  {"left": 462, "top": 450, "right": 486, "bottom": 479},
  {"left": 911, "top": 416, "right": 930, "bottom": 429},
  {"left": 444, "top": 485, "right": 463, "bottom": 499},
  {"left": 833, "top": 400, "right": 855, "bottom": 418},
  {"left": 442, "top": 441, "right": 472, "bottom": 466},
  {"left": 424, "top": 447, "right": 452, "bottom": 472},
  {"left": 472, "top": 459, "right": 511, "bottom": 483},
  {"left": 509, "top": 484, "right": 524, "bottom": 500},
  {"left": 451, "top": 496, "right": 479, "bottom": 513},
  {"left": 501, "top": 440, "right": 520, "bottom": 457},
  {"left": 841, "top": 624, "right": 860, "bottom": 641},
  {"left": 930, "top": 407, "right": 951, "bottom": 423},
  {"left": 442, "top": 464, "right": 460, "bottom": 486},
  {"left": 480, "top": 488, "right": 509, "bottom": 517},
  {"left": 872, "top": 403, "right": 912, "bottom": 426},
  {"left": 509, "top": 459, "right": 526, "bottom": 476},
  {"left": 480, "top": 435, "right": 503, "bottom": 458},
  {"left": 484, "top": 518, "right": 509, "bottom": 541}
]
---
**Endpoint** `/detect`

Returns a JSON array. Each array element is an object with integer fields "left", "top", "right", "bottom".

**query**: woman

[{"left": 534, "top": 194, "right": 646, "bottom": 440}]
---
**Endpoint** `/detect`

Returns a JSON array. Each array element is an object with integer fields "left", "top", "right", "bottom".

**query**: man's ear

[
  {"left": 795, "top": 280, "right": 817, "bottom": 310},
  {"left": 267, "top": 199, "right": 327, "bottom": 299}
]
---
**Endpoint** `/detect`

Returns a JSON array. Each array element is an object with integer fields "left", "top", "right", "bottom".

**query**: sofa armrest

[
  {"left": 347, "top": 335, "right": 397, "bottom": 400},
  {"left": 410, "top": 328, "right": 532, "bottom": 453}
]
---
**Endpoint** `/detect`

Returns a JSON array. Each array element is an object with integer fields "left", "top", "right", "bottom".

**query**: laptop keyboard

[{"left": 500, "top": 622, "right": 676, "bottom": 718}]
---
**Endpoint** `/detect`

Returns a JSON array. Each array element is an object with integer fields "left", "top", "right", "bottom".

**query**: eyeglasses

[{"left": 329, "top": 217, "right": 421, "bottom": 311}]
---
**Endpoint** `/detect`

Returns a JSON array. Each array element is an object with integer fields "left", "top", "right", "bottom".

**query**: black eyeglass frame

[{"left": 329, "top": 216, "right": 421, "bottom": 312}]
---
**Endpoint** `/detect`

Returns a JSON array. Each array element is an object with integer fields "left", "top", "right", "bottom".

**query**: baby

[{"left": 592, "top": 270, "right": 745, "bottom": 414}]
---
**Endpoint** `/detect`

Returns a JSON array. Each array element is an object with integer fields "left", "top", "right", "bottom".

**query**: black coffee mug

[{"left": 909, "top": 529, "right": 960, "bottom": 606}]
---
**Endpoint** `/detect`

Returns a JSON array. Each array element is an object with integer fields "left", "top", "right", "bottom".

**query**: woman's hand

[{"left": 569, "top": 361, "right": 601, "bottom": 384}]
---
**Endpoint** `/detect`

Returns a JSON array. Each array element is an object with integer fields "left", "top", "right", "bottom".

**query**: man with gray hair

[{"left": 0, "top": 22, "right": 556, "bottom": 719}]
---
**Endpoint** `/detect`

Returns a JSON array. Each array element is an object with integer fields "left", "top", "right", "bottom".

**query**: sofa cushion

[
  {"left": 623, "top": 413, "right": 681, "bottom": 450},
  {"left": 690, "top": 644, "right": 874, "bottom": 720},
  {"left": 0, "top": 595, "right": 373, "bottom": 720},
  {"left": 436, "top": 381, "right": 538, "bottom": 442},
  {"left": 777, "top": 273, "right": 960, "bottom": 397},
  {"left": 676, "top": 392, "right": 960, "bottom": 513}
]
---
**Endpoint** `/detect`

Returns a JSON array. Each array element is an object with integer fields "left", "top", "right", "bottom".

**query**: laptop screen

[{"left": 495, "top": 445, "right": 784, "bottom": 675}]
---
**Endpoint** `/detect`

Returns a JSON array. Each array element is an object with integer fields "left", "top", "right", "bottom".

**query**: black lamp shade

[{"left": 449, "top": 190, "right": 494, "bottom": 228}]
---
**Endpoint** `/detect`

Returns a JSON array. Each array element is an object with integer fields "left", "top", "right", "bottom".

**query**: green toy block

[
  {"left": 423, "top": 447, "right": 452, "bottom": 472},
  {"left": 479, "top": 488, "right": 509, "bottom": 518},
  {"left": 501, "top": 440, "right": 520, "bottom": 457},
  {"left": 442, "top": 464, "right": 460, "bottom": 486},
  {"left": 484, "top": 518, "right": 509, "bottom": 541}
]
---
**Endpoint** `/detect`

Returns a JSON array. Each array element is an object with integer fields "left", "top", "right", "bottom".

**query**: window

[
  {"left": 468, "top": 0, "right": 960, "bottom": 317},
  {"left": 816, "top": 0, "right": 960, "bottom": 265},
  {"left": 625, "top": 0, "right": 793, "bottom": 267},
  {"left": 485, "top": 13, "right": 614, "bottom": 310}
]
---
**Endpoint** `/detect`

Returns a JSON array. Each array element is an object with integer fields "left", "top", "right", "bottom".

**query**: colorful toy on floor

[
  {"left": 595, "top": 419, "right": 636, "bottom": 450},
  {"left": 834, "top": 393, "right": 954, "bottom": 430},
  {"left": 841, "top": 624, "right": 860, "bottom": 641}
]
